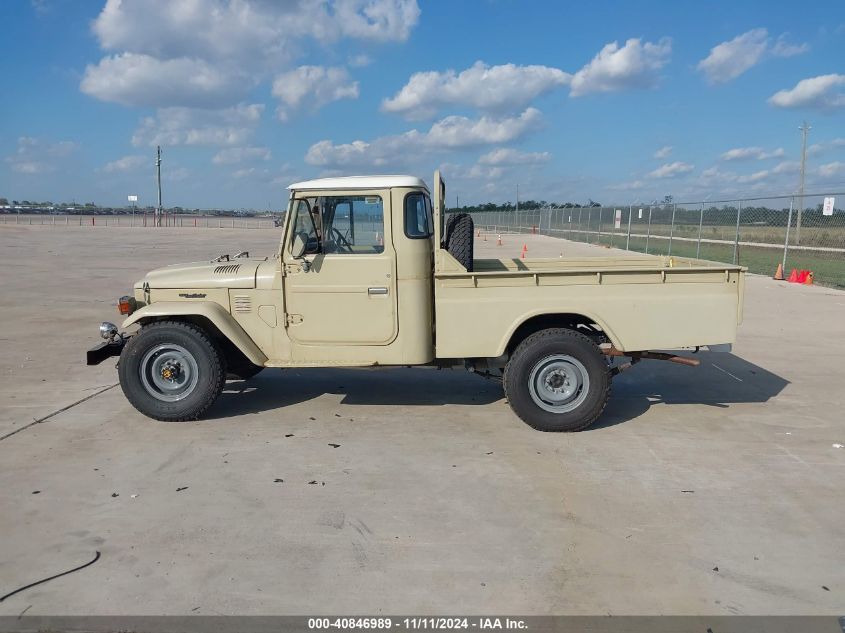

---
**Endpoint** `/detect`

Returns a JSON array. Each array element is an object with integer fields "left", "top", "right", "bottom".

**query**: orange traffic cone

[
  {"left": 520, "top": 250, "right": 526, "bottom": 259},
  {"left": 476, "top": 229, "right": 481, "bottom": 238},
  {"left": 804, "top": 271, "right": 814, "bottom": 285},
  {"left": 497, "top": 234, "right": 502, "bottom": 246},
  {"left": 797, "top": 270, "right": 808, "bottom": 284},
  {"left": 774, "top": 263, "right": 784, "bottom": 280},
  {"left": 787, "top": 268, "right": 799, "bottom": 283},
  {"left": 522, "top": 243, "right": 527, "bottom": 253}
]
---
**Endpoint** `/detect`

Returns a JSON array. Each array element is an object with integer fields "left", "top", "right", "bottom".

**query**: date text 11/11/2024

[{"left": 307, "top": 618, "right": 528, "bottom": 630}]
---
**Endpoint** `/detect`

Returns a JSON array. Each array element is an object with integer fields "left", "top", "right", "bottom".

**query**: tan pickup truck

[{"left": 87, "top": 172, "right": 745, "bottom": 431}]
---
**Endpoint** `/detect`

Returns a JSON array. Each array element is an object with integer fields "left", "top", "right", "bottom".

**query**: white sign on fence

[
  {"left": 127, "top": 195, "right": 138, "bottom": 202},
  {"left": 823, "top": 197, "right": 835, "bottom": 216},
  {"left": 638, "top": 208, "right": 643, "bottom": 219},
  {"left": 614, "top": 209, "right": 622, "bottom": 229}
]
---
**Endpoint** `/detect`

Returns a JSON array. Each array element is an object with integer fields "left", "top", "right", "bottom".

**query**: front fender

[{"left": 122, "top": 301, "right": 268, "bottom": 366}]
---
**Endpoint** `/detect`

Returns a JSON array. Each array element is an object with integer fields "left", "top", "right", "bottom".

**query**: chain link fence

[
  {"left": 460, "top": 192, "right": 845, "bottom": 289},
  {"left": 0, "top": 213, "right": 281, "bottom": 229}
]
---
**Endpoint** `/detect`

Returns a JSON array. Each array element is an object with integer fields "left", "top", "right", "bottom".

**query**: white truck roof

[{"left": 288, "top": 175, "right": 429, "bottom": 191}]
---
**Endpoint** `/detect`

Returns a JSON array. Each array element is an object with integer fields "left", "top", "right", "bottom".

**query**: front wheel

[
  {"left": 118, "top": 321, "right": 227, "bottom": 421},
  {"left": 504, "top": 328, "right": 610, "bottom": 432}
]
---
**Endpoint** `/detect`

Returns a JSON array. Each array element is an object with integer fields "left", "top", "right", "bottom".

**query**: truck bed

[{"left": 433, "top": 252, "right": 745, "bottom": 358}]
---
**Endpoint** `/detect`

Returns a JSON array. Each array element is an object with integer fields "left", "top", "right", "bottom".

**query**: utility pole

[
  {"left": 516, "top": 183, "right": 519, "bottom": 214},
  {"left": 797, "top": 121, "right": 811, "bottom": 245},
  {"left": 155, "top": 145, "right": 163, "bottom": 227}
]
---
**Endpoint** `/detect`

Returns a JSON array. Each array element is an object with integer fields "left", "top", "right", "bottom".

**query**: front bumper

[{"left": 86, "top": 337, "right": 128, "bottom": 365}]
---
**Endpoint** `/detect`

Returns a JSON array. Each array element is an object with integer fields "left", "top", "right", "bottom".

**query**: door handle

[{"left": 368, "top": 287, "right": 388, "bottom": 295}]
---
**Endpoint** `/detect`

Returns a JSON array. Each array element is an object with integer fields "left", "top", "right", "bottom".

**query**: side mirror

[{"left": 291, "top": 231, "right": 308, "bottom": 258}]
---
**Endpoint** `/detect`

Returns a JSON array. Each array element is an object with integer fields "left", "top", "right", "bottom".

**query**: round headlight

[{"left": 99, "top": 322, "right": 118, "bottom": 340}]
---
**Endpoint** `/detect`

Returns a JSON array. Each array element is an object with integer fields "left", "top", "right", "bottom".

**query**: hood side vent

[{"left": 214, "top": 264, "right": 241, "bottom": 275}]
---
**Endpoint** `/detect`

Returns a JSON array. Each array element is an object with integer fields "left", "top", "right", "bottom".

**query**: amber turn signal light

[{"left": 118, "top": 296, "right": 136, "bottom": 316}]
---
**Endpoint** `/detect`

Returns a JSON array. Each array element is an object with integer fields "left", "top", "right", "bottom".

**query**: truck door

[{"left": 282, "top": 194, "right": 398, "bottom": 346}]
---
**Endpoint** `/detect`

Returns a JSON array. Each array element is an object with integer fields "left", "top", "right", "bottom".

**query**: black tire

[
  {"left": 118, "top": 321, "right": 227, "bottom": 421},
  {"left": 503, "top": 328, "right": 610, "bottom": 432},
  {"left": 443, "top": 212, "right": 474, "bottom": 271}
]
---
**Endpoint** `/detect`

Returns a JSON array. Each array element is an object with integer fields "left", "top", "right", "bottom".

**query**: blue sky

[{"left": 1, "top": 0, "right": 844, "bottom": 209}]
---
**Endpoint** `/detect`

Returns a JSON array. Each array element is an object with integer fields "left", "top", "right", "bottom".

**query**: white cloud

[
  {"left": 771, "top": 34, "right": 810, "bottom": 57},
  {"left": 721, "top": 146, "right": 785, "bottom": 161},
  {"left": 477, "top": 148, "right": 551, "bottom": 166},
  {"left": 699, "top": 166, "right": 738, "bottom": 184},
  {"left": 808, "top": 138, "right": 845, "bottom": 155},
  {"left": 305, "top": 108, "right": 543, "bottom": 168},
  {"left": 569, "top": 37, "right": 671, "bottom": 97},
  {"left": 348, "top": 54, "right": 373, "bottom": 68},
  {"left": 80, "top": 53, "right": 247, "bottom": 108},
  {"left": 4, "top": 137, "right": 77, "bottom": 174},
  {"left": 654, "top": 145, "right": 672, "bottom": 159},
  {"left": 131, "top": 103, "right": 264, "bottom": 147},
  {"left": 82, "top": 0, "right": 420, "bottom": 109},
  {"left": 772, "top": 160, "right": 799, "bottom": 174},
  {"left": 212, "top": 146, "right": 272, "bottom": 165},
  {"left": 817, "top": 161, "right": 845, "bottom": 179},
  {"left": 272, "top": 66, "right": 359, "bottom": 121},
  {"left": 648, "top": 161, "right": 694, "bottom": 179},
  {"left": 697, "top": 28, "right": 769, "bottom": 84},
  {"left": 421, "top": 108, "right": 543, "bottom": 148},
  {"left": 382, "top": 61, "right": 570, "bottom": 119},
  {"left": 697, "top": 28, "right": 809, "bottom": 84},
  {"left": 100, "top": 154, "right": 147, "bottom": 173},
  {"left": 736, "top": 170, "right": 769, "bottom": 183},
  {"left": 769, "top": 74, "right": 845, "bottom": 110}
]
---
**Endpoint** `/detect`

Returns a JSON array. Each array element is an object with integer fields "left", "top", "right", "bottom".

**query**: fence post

[
  {"left": 626, "top": 205, "right": 632, "bottom": 250},
  {"left": 782, "top": 197, "right": 793, "bottom": 274},
  {"left": 697, "top": 203, "right": 704, "bottom": 258},
  {"left": 645, "top": 206, "right": 652, "bottom": 253},
  {"left": 596, "top": 207, "right": 604, "bottom": 244},
  {"left": 732, "top": 201, "right": 742, "bottom": 265},
  {"left": 668, "top": 203, "right": 676, "bottom": 255}
]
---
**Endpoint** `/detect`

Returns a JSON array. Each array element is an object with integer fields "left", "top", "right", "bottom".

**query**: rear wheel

[
  {"left": 504, "top": 328, "right": 610, "bottom": 432},
  {"left": 118, "top": 321, "right": 226, "bottom": 421}
]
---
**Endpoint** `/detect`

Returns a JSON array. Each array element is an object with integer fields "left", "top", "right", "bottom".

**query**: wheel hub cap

[
  {"left": 140, "top": 344, "right": 199, "bottom": 402},
  {"left": 528, "top": 354, "right": 590, "bottom": 413}
]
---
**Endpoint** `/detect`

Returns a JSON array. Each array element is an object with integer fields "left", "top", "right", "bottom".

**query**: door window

[{"left": 318, "top": 195, "right": 385, "bottom": 254}]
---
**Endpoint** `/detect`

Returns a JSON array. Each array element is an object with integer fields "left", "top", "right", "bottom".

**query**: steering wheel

[{"left": 330, "top": 227, "right": 353, "bottom": 253}]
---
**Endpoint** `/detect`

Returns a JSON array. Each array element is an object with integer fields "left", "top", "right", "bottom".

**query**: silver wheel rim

[
  {"left": 139, "top": 343, "right": 199, "bottom": 402},
  {"left": 528, "top": 354, "right": 590, "bottom": 413}
]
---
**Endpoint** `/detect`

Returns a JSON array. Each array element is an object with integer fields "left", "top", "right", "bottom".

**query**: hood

[{"left": 138, "top": 258, "right": 267, "bottom": 289}]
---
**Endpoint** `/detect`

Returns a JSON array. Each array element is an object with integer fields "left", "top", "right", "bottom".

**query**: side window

[
  {"left": 291, "top": 199, "right": 320, "bottom": 254},
  {"left": 404, "top": 192, "right": 433, "bottom": 238},
  {"left": 321, "top": 195, "right": 385, "bottom": 254}
]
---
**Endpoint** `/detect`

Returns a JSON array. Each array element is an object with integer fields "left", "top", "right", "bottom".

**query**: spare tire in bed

[{"left": 443, "top": 212, "right": 474, "bottom": 272}]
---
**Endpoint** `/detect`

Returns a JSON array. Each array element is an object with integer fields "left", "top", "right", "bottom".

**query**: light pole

[
  {"left": 797, "top": 121, "right": 810, "bottom": 245},
  {"left": 155, "top": 145, "right": 163, "bottom": 227}
]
